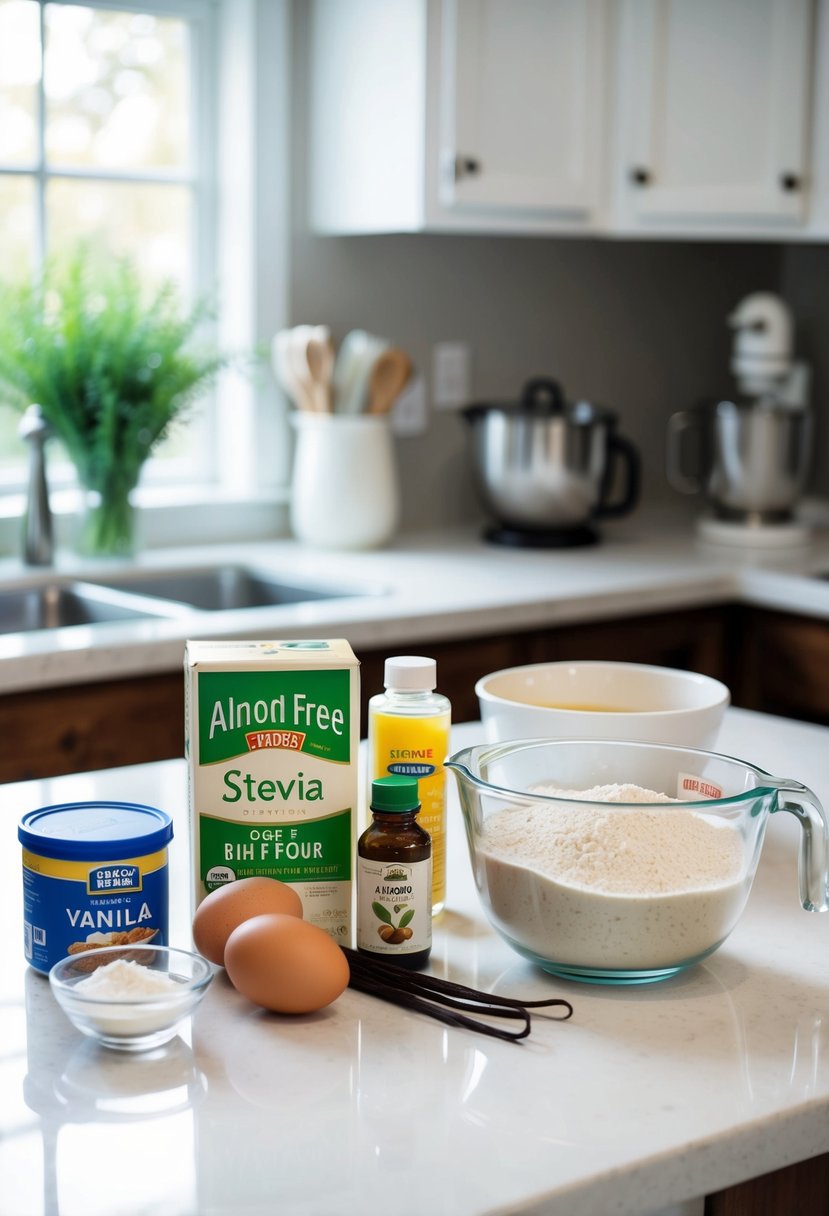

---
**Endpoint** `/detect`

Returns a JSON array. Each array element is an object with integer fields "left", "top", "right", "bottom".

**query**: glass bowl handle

[{"left": 774, "top": 781, "right": 829, "bottom": 912}]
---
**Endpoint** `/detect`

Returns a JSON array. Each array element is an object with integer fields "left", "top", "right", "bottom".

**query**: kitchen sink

[
  {"left": 87, "top": 564, "right": 372, "bottom": 612},
  {"left": 0, "top": 581, "right": 191, "bottom": 635},
  {"left": 0, "top": 564, "right": 381, "bottom": 636}
]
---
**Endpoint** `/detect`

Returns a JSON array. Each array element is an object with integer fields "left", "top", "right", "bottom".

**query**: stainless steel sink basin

[
  {"left": 0, "top": 581, "right": 190, "bottom": 634},
  {"left": 0, "top": 564, "right": 382, "bottom": 637},
  {"left": 88, "top": 565, "right": 371, "bottom": 612}
]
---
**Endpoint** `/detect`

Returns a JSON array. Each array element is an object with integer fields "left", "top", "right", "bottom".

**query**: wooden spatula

[
  {"left": 306, "top": 333, "right": 335, "bottom": 413},
  {"left": 367, "top": 348, "right": 412, "bottom": 415}
]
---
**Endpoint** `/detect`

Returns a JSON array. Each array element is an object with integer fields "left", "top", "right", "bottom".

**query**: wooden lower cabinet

[
  {"left": 1, "top": 672, "right": 185, "bottom": 784},
  {"left": 3, "top": 602, "right": 828, "bottom": 783},
  {"left": 524, "top": 604, "right": 730, "bottom": 681},
  {"left": 0, "top": 605, "right": 737, "bottom": 784},
  {"left": 704, "top": 1151, "right": 829, "bottom": 1216},
  {"left": 735, "top": 606, "right": 829, "bottom": 726}
]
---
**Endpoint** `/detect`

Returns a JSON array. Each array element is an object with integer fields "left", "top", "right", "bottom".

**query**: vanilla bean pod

[
  {"left": 346, "top": 969, "right": 532, "bottom": 1042},
  {"left": 347, "top": 961, "right": 533, "bottom": 1024},
  {"left": 344, "top": 947, "right": 573, "bottom": 1016},
  {"left": 342, "top": 946, "right": 573, "bottom": 1041}
]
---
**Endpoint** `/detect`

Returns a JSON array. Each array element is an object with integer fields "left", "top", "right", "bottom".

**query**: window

[
  {"left": 0, "top": 0, "right": 290, "bottom": 549},
  {"left": 0, "top": 0, "right": 217, "bottom": 486}
]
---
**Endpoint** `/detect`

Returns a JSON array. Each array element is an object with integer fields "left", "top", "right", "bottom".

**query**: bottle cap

[
  {"left": 371, "top": 775, "right": 420, "bottom": 813},
  {"left": 384, "top": 655, "right": 437, "bottom": 691}
]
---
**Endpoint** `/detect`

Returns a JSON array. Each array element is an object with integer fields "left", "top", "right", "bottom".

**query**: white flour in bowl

[{"left": 479, "top": 783, "right": 747, "bottom": 971}]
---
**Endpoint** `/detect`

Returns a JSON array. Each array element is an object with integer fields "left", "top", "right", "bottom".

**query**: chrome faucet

[{"left": 18, "top": 404, "right": 54, "bottom": 566}]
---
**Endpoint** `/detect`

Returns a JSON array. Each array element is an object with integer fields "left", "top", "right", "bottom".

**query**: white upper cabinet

[
  {"left": 613, "top": 0, "right": 814, "bottom": 235},
  {"left": 308, "top": 0, "right": 824, "bottom": 239},
  {"left": 308, "top": 0, "right": 430, "bottom": 235},
  {"left": 308, "top": 0, "right": 611, "bottom": 235},
  {"left": 442, "top": 0, "right": 608, "bottom": 219}
]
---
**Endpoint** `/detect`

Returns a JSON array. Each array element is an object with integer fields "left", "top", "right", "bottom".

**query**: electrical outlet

[
  {"left": 391, "top": 375, "right": 428, "bottom": 436},
  {"left": 433, "top": 342, "right": 471, "bottom": 408}
]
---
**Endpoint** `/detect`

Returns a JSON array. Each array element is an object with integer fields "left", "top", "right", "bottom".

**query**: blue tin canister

[{"left": 18, "top": 801, "right": 173, "bottom": 974}]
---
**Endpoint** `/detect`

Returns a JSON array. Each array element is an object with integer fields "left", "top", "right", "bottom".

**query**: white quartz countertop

[
  {"left": 2, "top": 511, "right": 829, "bottom": 695},
  {"left": 2, "top": 710, "right": 829, "bottom": 1216}
]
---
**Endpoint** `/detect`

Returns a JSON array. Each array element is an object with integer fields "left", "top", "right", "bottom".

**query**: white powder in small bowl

[
  {"left": 75, "top": 958, "right": 181, "bottom": 998},
  {"left": 66, "top": 958, "right": 190, "bottom": 1041}
]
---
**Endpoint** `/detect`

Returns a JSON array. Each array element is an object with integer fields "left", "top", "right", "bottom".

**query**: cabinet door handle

[
  {"left": 454, "top": 154, "right": 482, "bottom": 181},
  {"left": 780, "top": 172, "right": 801, "bottom": 192},
  {"left": 629, "top": 166, "right": 651, "bottom": 186}
]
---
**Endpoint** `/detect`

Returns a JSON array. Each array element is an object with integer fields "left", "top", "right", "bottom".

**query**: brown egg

[
  {"left": 192, "top": 877, "right": 303, "bottom": 965},
  {"left": 224, "top": 913, "right": 350, "bottom": 1014}
]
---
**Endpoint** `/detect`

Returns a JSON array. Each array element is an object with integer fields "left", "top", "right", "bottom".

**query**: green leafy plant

[{"left": 0, "top": 246, "right": 226, "bottom": 555}]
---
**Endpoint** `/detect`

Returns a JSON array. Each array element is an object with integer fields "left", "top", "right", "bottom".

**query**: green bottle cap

[{"left": 371, "top": 775, "right": 420, "bottom": 813}]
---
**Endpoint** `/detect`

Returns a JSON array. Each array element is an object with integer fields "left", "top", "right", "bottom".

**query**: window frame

[{"left": 0, "top": 0, "right": 292, "bottom": 555}]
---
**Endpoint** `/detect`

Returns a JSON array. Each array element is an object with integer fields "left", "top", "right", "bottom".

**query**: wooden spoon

[
  {"left": 306, "top": 334, "right": 335, "bottom": 413},
  {"left": 367, "top": 348, "right": 412, "bottom": 415}
]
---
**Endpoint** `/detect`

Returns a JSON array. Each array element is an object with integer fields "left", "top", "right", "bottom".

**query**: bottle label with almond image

[{"left": 356, "top": 857, "right": 432, "bottom": 956}]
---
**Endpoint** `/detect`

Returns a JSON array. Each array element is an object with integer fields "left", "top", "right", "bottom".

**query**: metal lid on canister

[{"left": 18, "top": 801, "right": 173, "bottom": 861}]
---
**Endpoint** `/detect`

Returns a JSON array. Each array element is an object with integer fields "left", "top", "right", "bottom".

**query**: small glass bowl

[{"left": 49, "top": 945, "right": 214, "bottom": 1051}]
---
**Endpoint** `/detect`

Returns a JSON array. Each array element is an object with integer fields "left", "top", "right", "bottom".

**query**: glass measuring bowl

[{"left": 446, "top": 739, "right": 828, "bottom": 985}]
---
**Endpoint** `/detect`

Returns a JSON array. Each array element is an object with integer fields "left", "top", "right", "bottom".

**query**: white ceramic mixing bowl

[{"left": 475, "top": 660, "right": 729, "bottom": 750}]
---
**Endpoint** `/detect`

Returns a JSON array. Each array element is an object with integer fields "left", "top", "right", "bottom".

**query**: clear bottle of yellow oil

[{"left": 368, "top": 656, "right": 451, "bottom": 916}]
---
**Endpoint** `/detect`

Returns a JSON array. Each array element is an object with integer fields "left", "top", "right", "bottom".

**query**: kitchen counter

[
  {"left": 2, "top": 710, "right": 828, "bottom": 1216},
  {"left": 2, "top": 510, "right": 829, "bottom": 695}
]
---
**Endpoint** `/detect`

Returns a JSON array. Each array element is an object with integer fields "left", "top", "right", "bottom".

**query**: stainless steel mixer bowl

[
  {"left": 667, "top": 398, "right": 812, "bottom": 523},
  {"left": 463, "top": 379, "right": 641, "bottom": 530},
  {"left": 711, "top": 400, "right": 812, "bottom": 519}
]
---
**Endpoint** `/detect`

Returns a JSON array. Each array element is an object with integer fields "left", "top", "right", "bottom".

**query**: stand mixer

[{"left": 667, "top": 293, "right": 813, "bottom": 547}]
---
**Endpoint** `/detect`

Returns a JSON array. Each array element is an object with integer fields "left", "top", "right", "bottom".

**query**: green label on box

[
  {"left": 198, "top": 670, "right": 351, "bottom": 764},
  {"left": 199, "top": 809, "right": 353, "bottom": 889}
]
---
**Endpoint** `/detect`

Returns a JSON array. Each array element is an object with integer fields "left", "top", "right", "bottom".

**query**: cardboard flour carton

[{"left": 185, "top": 639, "right": 359, "bottom": 943}]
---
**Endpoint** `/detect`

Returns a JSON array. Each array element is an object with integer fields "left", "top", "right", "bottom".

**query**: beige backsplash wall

[{"left": 289, "top": 232, "right": 784, "bottom": 531}]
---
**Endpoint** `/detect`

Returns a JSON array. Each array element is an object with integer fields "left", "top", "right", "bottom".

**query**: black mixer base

[{"left": 484, "top": 524, "right": 599, "bottom": 549}]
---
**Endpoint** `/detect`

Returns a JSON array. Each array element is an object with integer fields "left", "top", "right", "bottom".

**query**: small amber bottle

[{"left": 357, "top": 775, "right": 432, "bottom": 970}]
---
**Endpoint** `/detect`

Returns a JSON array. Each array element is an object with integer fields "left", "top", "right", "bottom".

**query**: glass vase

[{"left": 77, "top": 483, "right": 139, "bottom": 558}]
